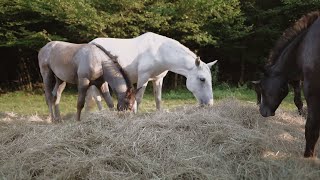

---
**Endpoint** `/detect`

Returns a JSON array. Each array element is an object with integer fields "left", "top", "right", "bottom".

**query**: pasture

[{"left": 0, "top": 87, "right": 319, "bottom": 179}]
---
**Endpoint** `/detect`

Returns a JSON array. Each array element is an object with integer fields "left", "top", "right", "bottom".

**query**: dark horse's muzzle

[{"left": 259, "top": 106, "right": 275, "bottom": 117}]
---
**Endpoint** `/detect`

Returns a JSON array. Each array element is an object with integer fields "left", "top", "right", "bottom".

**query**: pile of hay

[{"left": 0, "top": 99, "right": 319, "bottom": 179}]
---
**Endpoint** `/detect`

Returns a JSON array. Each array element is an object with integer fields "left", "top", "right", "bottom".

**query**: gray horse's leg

[
  {"left": 76, "top": 78, "right": 90, "bottom": 121},
  {"left": 152, "top": 78, "right": 164, "bottom": 110},
  {"left": 290, "top": 80, "right": 303, "bottom": 115},
  {"left": 41, "top": 69, "right": 55, "bottom": 121},
  {"left": 99, "top": 82, "right": 114, "bottom": 109},
  {"left": 52, "top": 77, "right": 66, "bottom": 121}
]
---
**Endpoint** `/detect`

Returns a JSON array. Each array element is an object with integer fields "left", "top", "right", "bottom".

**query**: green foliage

[
  {"left": 1, "top": 0, "right": 320, "bottom": 87},
  {"left": 241, "top": 0, "right": 320, "bottom": 56},
  {"left": 211, "top": 64, "right": 219, "bottom": 86},
  {"left": 0, "top": 0, "right": 106, "bottom": 48},
  {"left": 0, "top": 0, "right": 250, "bottom": 49}
]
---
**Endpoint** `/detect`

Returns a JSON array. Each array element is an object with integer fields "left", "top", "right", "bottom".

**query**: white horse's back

[{"left": 91, "top": 32, "right": 172, "bottom": 66}]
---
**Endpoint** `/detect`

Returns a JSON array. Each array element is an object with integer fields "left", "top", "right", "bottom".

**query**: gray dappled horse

[
  {"left": 253, "top": 11, "right": 320, "bottom": 157},
  {"left": 38, "top": 41, "right": 137, "bottom": 122}
]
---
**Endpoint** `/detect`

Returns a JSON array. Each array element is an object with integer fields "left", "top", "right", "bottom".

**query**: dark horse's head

[{"left": 253, "top": 68, "right": 289, "bottom": 117}]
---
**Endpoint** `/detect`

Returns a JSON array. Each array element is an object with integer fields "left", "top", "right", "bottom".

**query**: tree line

[{"left": 0, "top": 0, "right": 319, "bottom": 91}]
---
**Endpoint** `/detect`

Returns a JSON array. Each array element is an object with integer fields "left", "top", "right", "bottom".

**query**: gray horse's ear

[
  {"left": 207, "top": 60, "right": 218, "bottom": 69},
  {"left": 135, "top": 86, "right": 143, "bottom": 94},
  {"left": 126, "top": 87, "right": 135, "bottom": 97},
  {"left": 195, "top": 57, "right": 201, "bottom": 67}
]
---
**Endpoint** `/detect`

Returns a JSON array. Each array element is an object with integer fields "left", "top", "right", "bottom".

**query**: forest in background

[{"left": 1, "top": 0, "right": 320, "bottom": 91}]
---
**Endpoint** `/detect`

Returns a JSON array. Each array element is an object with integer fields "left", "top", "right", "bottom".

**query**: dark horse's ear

[
  {"left": 251, "top": 80, "right": 260, "bottom": 85},
  {"left": 251, "top": 80, "right": 261, "bottom": 89},
  {"left": 263, "top": 65, "right": 273, "bottom": 76},
  {"left": 195, "top": 57, "right": 201, "bottom": 67},
  {"left": 251, "top": 80, "right": 261, "bottom": 92}
]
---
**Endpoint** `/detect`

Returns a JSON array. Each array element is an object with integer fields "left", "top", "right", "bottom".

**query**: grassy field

[{"left": 0, "top": 84, "right": 302, "bottom": 117}]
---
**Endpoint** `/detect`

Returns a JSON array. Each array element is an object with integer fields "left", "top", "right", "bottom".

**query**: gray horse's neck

[
  {"left": 93, "top": 42, "right": 131, "bottom": 101},
  {"left": 102, "top": 60, "right": 128, "bottom": 99}
]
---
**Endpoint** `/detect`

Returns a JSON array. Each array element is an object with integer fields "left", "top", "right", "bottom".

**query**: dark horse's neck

[
  {"left": 271, "top": 30, "right": 307, "bottom": 80},
  {"left": 268, "top": 11, "right": 320, "bottom": 81}
]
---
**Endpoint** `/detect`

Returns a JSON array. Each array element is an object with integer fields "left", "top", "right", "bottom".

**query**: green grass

[{"left": 0, "top": 85, "right": 302, "bottom": 116}]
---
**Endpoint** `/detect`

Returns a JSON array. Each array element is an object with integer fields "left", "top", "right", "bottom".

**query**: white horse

[{"left": 90, "top": 32, "right": 217, "bottom": 111}]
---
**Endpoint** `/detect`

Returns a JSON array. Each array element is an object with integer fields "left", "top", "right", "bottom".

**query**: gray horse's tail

[{"left": 92, "top": 42, "right": 133, "bottom": 89}]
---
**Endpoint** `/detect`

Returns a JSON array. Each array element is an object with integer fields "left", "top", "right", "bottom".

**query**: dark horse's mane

[
  {"left": 92, "top": 42, "right": 133, "bottom": 89},
  {"left": 267, "top": 11, "right": 320, "bottom": 66}
]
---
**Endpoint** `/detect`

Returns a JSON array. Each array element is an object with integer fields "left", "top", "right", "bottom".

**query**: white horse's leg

[
  {"left": 92, "top": 86, "right": 103, "bottom": 110},
  {"left": 85, "top": 86, "right": 96, "bottom": 111},
  {"left": 85, "top": 86, "right": 102, "bottom": 111},
  {"left": 152, "top": 78, "right": 164, "bottom": 110},
  {"left": 76, "top": 78, "right": 90, "bottom": 121},
  {"left": 52, "top": 77, "right": 66, "bottom": 121},
  {"left": 99, "top": 82, "right": 114, "bottom": 109},
  {"left": 136, "top": 75, "right": 150, "bottom": 111}
]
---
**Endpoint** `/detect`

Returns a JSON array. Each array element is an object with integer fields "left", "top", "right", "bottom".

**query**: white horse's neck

[{"left": 159, "top": 40, "right": 197, "bottom": 77}]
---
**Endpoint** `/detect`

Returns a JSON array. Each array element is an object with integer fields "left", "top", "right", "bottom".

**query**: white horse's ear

[
  {"left": 207, "top": 60, "right": 218, "bottom": 69},
  {"left": 195, "top": 57, "right": 201, "bottom": 67}
]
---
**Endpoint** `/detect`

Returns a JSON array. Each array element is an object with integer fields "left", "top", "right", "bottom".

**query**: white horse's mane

[{"left": 141, "top": 32, "right": 197, "bottom": 59}]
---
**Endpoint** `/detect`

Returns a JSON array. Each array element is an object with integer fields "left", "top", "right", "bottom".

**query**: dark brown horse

[
  {"left": 253, "top": 11, "right": 320, "bottom": 157},
  {"left": 38, "top": 41, "right": 137, "bottom": 122}
]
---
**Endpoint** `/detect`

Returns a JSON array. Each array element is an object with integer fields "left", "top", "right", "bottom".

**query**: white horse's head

[{"left": 186, "top": 57, "right": 218, "bottom": 106}]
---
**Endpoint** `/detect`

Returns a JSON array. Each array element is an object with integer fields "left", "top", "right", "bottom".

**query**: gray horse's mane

[
  {"left": 92, "top": 42, "right": 133, "bottom": 89},
  {"left": 267, "top": 11, "right": 320, "bottom": 66}
]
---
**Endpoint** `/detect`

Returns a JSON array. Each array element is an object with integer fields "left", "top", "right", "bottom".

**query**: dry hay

[{"left": 0, "top": 98, "right": 319, "bottom": 179}]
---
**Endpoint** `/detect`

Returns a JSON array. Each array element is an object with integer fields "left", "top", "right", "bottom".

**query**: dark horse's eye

[{"left": 199, "top": 77, "right": 205, "bottom": 82}]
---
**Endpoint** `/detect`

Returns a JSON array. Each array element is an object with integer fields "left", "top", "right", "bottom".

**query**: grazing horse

[
  {"left": 90, "top": 32, "right": 217, "bottom": 111},
  {"left": 253, "top": 79, "right": 303, "bottom": 115},
  {"left": 38, "top": 41, "right": 137, "bottom": 122},
  {"left": 253, "top": 11, "right": 320, "bottom": 157}
]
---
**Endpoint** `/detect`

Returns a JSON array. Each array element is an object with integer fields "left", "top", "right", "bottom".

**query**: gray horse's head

[
  {"left": 253, "top": 70, "right": 289, "bottom": 117},
  {"left": 117, "top": 87, "right": 138, "bottom": 112}
]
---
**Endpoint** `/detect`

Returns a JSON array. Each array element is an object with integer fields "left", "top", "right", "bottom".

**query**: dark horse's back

[{"left": 300, "top": 18, "right": 320, "bottom": 83}]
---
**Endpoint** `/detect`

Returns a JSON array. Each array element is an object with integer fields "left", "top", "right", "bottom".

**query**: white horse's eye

[{"left": 199, "top": 77, "right": 206, "bottom": 82}]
